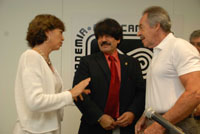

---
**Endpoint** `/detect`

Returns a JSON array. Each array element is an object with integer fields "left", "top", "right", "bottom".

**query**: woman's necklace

[{"left": 34, "top": 48, "right": 52, "bottom": 66}]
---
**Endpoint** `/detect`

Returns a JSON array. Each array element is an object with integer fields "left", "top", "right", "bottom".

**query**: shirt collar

[
  {"left": 153, "top": 33, "right": 174, "bottom": 54},
  {"left": 104, "top": 50, "right": 119, "bottom": 61},
  {"left": 154, "top": 33, "right": 174, "bottom": 51}
]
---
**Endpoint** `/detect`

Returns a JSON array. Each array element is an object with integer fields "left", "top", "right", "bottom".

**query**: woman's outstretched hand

[{"left": 70, "top": 78, "right": 91, "bottom": 101}]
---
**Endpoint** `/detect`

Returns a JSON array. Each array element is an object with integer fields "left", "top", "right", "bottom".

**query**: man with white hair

[{"left": 135, "top": 6, "right": 200, "bottom": 134}]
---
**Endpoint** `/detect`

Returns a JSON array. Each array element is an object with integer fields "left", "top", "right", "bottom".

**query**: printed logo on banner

[{"left": 74, "top": 24, "right": 153, "bottom": 79}]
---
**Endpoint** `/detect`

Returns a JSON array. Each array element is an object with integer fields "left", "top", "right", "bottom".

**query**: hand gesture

[{"left": 70, "top": 78, "right": 91, "bottom": 100}]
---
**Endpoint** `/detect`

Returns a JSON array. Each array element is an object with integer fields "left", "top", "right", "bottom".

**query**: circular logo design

[{"left": 118, "top": 48, "right": 153, "bottom": 79}]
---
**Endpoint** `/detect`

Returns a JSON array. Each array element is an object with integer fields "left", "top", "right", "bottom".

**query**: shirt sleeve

[
  {"left": 172, "top": 39, "right": 200, "bottom": 76},
  {"left": 21, "top": 51, "right": 73, "bottom": 112}
]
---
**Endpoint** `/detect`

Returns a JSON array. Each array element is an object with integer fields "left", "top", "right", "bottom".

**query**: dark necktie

[{"left": 104, "top": 55, "right": 120, "bottom": 119}]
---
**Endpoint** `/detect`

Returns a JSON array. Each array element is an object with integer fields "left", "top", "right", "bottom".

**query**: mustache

[{"left": 100, "top": 41, "right": 111, "bottom": 46}]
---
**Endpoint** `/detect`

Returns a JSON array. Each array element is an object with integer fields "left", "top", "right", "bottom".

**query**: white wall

[{"left": 0, "top": 0, "right": 199, "bottom": 134}]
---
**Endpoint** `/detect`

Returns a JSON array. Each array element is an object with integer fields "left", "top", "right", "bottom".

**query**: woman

[{"left": 13, "top": 14, "right": 90, "bottom": 134}]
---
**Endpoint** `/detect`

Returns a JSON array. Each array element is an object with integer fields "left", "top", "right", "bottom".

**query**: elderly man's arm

[
  {"left": 162, "top": 71, "right": 200, "bottom": 124},
  {"left": 144, "top": 71, "right": 200, "bottom": 134}
]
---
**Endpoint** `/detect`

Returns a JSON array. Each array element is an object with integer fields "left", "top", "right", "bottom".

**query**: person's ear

[
  {"left": 117, "top": 39, "right": 120, "bottom": 44},
  {"left": 44, "top": 30, "right": 52, "bottom": 43},
  {"left": 154, "top": 23, "right": 161, "bottom": 31},
  {"left": 45, "top": 30, "right": 51, "bottom": 38}
]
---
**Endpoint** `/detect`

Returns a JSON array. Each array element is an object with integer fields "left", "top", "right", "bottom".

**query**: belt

[{"left": 194, "top": 116, "right": 200, "bottom": 120}]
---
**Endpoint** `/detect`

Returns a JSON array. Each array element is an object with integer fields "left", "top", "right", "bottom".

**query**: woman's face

[{"left": 46, "top": 28, "right": 64, "bottom": 50}]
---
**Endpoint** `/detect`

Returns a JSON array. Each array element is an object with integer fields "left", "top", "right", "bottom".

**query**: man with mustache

[
  {"left": 135, "top": 6, "right": 200, "bottom": 134},
  {"left": 73, "top": 18, "right": 145, "bottom": 134}
]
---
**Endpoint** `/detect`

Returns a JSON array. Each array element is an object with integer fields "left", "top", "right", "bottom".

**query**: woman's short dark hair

[
  {"left": 94, "top": 18, "right": 123, "bottom": 41},
  {"left": 26, "top": 14, "right": 65, "bottom": 48}
]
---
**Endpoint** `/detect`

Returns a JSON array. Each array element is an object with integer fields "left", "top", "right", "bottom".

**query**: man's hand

[
  {"left": 143, "top": 123, "right": 165, "bottom": 134},
  {"left": 135, "top": 115, "right": 146, "bottom": 134},
  {"left": 115, "top": 112, "right": 134, "bottom": 127},
  {"left": 99, "top": 114, "right": 116, "bottom": 130}
]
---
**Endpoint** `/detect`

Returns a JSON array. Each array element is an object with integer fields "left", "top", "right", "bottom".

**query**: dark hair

[
  {"left": 94, "top": 18, "right": 123, "bottom": 41},
  {"left": 143, "top": 6, "right": 171, "bottom": 33},
  {"left": 190, "top": 30, "right": 200, "bottom": 42},
  {"left": 26, "top": 14, "right": 65, "bottom": 48}
]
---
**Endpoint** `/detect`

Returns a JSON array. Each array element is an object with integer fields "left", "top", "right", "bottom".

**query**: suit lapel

[
  {"left": 95, "top": 52, "right": 111, "bottom": 82},
  {"left": 95, "top": 52, "right": 128, "bottom": 86},
  {"left": 119, "top": 54, "right": 128, "bottom": 89}
]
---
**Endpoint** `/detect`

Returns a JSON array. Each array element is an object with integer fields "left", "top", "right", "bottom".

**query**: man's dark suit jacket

[{"left": 73, "top": 52, "right": 145, "bottom": 134}]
